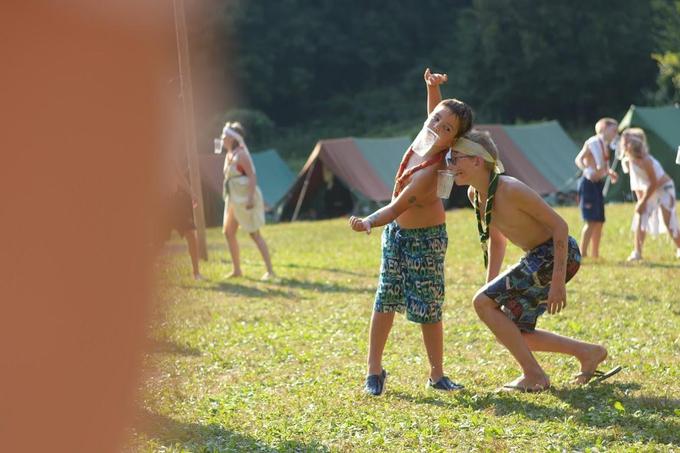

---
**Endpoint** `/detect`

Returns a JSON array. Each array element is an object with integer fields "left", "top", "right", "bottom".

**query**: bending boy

[
  {"left": 449, "top": 130, "right": 620, "bottom": 391},
  {"left": 349, "top": 69, "right": 472, "bottom": 396}
]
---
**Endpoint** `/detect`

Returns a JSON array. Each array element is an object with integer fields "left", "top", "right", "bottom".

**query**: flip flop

[
  {"left": 497, "top": 383, "right": 550, "bottom": 393},
  {"left": 573, "top": 365, "right": 623, "bottom": 385}
]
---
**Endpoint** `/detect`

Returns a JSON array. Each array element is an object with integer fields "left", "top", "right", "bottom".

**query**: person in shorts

[
  {"left": 448, "top": 129, "right": 620, "bottom": 392},
  {"left": 574, "top": 118, "right": 619, "bottom": 258},
  {"left": 349, "top": 68, "right": 472, "bottom": 396}
]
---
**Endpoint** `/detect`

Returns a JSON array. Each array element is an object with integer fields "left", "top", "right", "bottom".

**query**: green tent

[{"left": 608, "top": 105, "right": 680, "bottom": 201}]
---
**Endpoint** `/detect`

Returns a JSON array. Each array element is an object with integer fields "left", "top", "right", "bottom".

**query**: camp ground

[
  {"left": 606, "top": 104, "right": 680, "bottom": 202},
  {"left": 278, "top": 121, "right": 580, "bottom": 221},
  {"left": 199, "top": 149, "right": 295, "bottom": 226}
]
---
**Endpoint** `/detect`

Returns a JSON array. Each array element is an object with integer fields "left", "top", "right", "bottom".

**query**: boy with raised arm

[
  {"left": 349, "top": 69, "right": 472, "bottom": 396},
  {"left": 448, "top": 130, "right": 620, "bottom": 391}
]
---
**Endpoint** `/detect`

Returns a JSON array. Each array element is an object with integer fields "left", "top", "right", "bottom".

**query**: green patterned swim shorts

[{"left": 374, "top": 222, "right": 447, "bottom": 324}]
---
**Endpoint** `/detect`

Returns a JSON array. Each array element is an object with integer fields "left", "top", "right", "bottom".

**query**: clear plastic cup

[
  {"left": 411, "top": 126, "right": 439, "bottom": 157},
  {"left": 436, "top": 170, "right": 455, "bottom": 198},
  {"left": 214, "top": 138, "right": 223, "bottom": 154}
]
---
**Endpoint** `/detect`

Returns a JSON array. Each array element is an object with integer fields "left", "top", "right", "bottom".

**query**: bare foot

[
  {"left": 193, "top": 273, "right": 204, "bottom": 281},
  {"left": 260, "top": 271, "right": 276, "bottom": 281},
  {"left": 573, "top": 345, "right": 607, "bottom": 385},
  {"left": 500, "top": 373, "right": 550, "bottom": 393},
  {"left": 226, "top": 271, "right": 243, "bottom": 279}
]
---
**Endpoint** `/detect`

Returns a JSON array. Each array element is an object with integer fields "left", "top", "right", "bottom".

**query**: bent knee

[{"left": 472, "top": 291, "right": 495, "bottom": 315}]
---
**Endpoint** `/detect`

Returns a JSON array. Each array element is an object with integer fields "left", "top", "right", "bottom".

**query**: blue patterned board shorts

[
  {"left": 482, "top": 236, "right": 581, "bottom": 332},
  {"left": 374, "top": 222, "right": 447, "bottom": 324}
]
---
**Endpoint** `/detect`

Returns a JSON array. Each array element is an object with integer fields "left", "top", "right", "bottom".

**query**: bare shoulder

[{"left": 496, "top": 175, "right": 537, "bottom": 202}]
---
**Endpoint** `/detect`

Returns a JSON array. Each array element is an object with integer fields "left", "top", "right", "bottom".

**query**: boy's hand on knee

[{"left": 547, "top": 282, "right": 566, "bottom": 314}]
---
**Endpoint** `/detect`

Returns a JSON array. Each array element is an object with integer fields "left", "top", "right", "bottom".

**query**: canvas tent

[
  {"left": 477, "top": 121, "right": 580, "bottom": 198},
  {"left": 607, "top": 104, "right": 680, "bottom": 201},
  {"left": 198, "top": 149, "right": 295, "bottom": 226},
  {"left": 278, "top": 136, "right": 429, "bottom": 221},
  {"left": 280, "top": 122, "right": 581, "bottom": 221}
]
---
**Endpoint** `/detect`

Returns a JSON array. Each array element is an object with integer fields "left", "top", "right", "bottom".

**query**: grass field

[{"left": 129, "top": 203, "right": 680, "bottom": 452}]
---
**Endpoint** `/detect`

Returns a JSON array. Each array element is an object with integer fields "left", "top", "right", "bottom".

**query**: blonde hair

[
  {"left": 463, "top": 129, "right": 500, "bottom": 172},
  {"left": 621, "top": 127, "right": 648, "bottom": 158},
  {"left": 223, "top": 121, "right": 245, "bottom": 138},
  {"left": 595, "top": 117, "right": 618, "bottom": 134}
]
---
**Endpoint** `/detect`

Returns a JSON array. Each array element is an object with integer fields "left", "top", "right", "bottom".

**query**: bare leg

[
  {"left": 590, "top": 221, "right": 604, "bottom": 258},
  {"left": 633, "top": 221, "right": 645, "bottom": 258},
  {"left": 184, "top": 229, "right": 202, "bottom": 279},
  {"left": 223, "top": 207, "right": 242, "bottom": 277},
  {"left": 249, "top": 230, "right": 275, "bottom": 278},
  {"left": 579, "top": 222, "right": 593, "bottom": 257},
  {"left": 367, "top": 311, "right": 395, "bottom": 375},
  {"left": 420, "top": 321, "right": 444, "bottom": 381},
  {"left": 660, "top": 205, "right": 680, "bottom": 249},
  {"left": 521, "top": 329, "right": 607, "bottom": 384},
  {"left": 473, "top": 293, "right": 549, "bottom": 389}
]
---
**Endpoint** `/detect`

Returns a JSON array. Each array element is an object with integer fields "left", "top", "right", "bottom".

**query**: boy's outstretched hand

[
  {"left": 349, "top": 216, "right": 371, "bottom": 234},
  {"left": 424, "top": 68, "right": 448, "bottom": 87}
]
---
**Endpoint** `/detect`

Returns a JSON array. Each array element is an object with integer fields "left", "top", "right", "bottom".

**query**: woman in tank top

[
  {"left": 620, "top": 128, "right": 680, "bottom": 261},
  {"left": 220, "top": 122, "right": 275, "bottom": 280}
]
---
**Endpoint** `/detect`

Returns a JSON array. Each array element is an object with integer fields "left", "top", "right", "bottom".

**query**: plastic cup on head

[{"left": 436, "top": 170, "right": 455, "bottom": 198}]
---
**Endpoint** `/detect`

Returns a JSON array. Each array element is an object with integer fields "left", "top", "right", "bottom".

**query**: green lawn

[{"left": 130, "top": 203, "right": 680, "bottom": 452}]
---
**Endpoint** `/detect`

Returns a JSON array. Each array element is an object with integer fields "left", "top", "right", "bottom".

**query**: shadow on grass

[
  {"left": 146, "top": 339, "right": 202, "bottom": 357},
  {"left": 177, "top": 276, "right": 371, "bottom": 298},
  {"left": 135, "top": 409, "right": 329, "bottom": 452},
  {"left": 278, "top": 262, "right": 370, "bottom": 277},
  {"left": 177, "top": 282, "right": 298, "bottom": 299},
  {"left": 393, "top": 381, "right": 680, "bottom": 446}
]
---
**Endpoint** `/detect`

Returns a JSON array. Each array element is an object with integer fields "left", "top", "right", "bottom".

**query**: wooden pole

[
  {"left": 292, "top": 158, "right": 318, "bottom": 222},
  {"left": 173, "top": 0, "right": 208, "bottom": 260}
]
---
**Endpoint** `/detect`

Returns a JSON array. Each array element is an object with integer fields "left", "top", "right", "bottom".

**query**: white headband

[
  {"left": 449, "top": 137, "right": 505, "bottom": 174},
  {"left": 222, "top": 127, "right": 244, "bottom": 146}
]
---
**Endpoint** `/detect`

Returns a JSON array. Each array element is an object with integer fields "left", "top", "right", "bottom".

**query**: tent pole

[
  {"left": 292, "top": 159, "right": 318, "bottom": 222},
  {"left": 173, "top": 0, "right": 208, "bottom": 260}
]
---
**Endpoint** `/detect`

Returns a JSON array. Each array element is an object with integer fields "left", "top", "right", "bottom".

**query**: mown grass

[{"left": 129, "top": 203, "right": 680, "bottom": 452}]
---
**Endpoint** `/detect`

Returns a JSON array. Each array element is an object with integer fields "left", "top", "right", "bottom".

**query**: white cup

[
  {"left": 676, "top": 146, "right": 680, "bottom": 165},
  {"left": 437, "top": 170, "right": 455, "bottom": 198},
  {"left": 214, "top": 138, "right": 224, "bottom": 154}
]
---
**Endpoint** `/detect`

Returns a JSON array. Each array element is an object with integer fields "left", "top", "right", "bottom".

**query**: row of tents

[{"left": 198, "top": 105, "right": 680, "bottom": 225}]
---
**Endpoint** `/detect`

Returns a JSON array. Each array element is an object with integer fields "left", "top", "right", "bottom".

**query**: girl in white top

[
  {"left": 220, "top": 122, "right": 275, "bottom": 280},
  {"left": 620, "top": 128, "right": 680, "bottom": 261}
]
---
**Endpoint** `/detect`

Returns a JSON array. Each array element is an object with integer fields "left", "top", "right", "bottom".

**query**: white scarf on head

[{"left": 222, "top": 126, "right": 255, "bottom": 175}]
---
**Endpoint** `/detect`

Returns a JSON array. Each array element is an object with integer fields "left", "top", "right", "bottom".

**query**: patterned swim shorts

[
  {"left": 482, "top": 236, "right": 581, "bottom": 332},
  {"left": 374, "top": 222, "right": 447, "bottom": 324}
]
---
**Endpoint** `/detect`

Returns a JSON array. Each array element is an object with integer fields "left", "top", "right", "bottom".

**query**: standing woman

[
  {"left": 620, "top": 128, "right": 680, "bottom": 261},
  {"left": 221, "top": 122, "right": 275, "bottom": 279}
]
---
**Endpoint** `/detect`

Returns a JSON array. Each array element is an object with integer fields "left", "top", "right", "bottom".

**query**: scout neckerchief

[
  {"left": 474, "top": 172, "right": 499, "bottom": 268},
  {"left": 393, "top": 148, "right": 444, "bottom": 197}
]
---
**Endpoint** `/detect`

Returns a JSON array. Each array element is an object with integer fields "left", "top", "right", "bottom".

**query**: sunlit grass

[{"left": 129, "top": 203, "right": 680, "bottom": 452}]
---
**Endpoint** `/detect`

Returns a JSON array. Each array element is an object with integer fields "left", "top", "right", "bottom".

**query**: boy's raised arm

[{"left": 424, "top": 68, "right": 447, "bottom": 115}]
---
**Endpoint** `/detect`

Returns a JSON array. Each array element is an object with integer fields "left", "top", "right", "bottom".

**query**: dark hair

[{"left": 441, "top": 98, "right": 474, "bottom": 138}]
